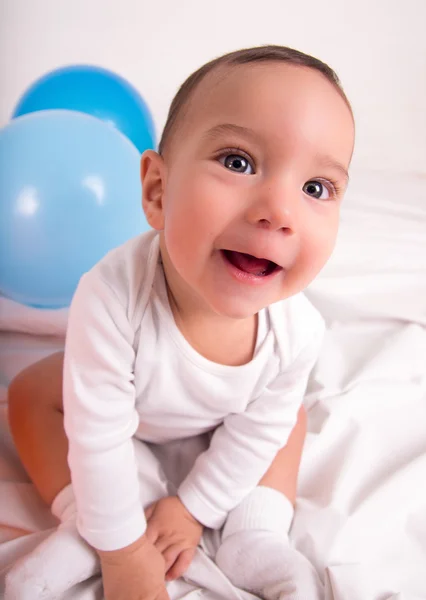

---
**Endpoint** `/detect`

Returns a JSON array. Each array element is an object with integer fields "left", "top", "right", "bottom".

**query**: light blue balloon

[
  {"left": 0, "top": 110, "right": 149, "bottom": 308},
  {"left": 12, "top": 65, "right": 156, "bottom": 154}
]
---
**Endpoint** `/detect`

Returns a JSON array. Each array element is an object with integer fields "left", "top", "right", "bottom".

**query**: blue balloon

[
  {"left": 12, "top": 65, "right": 156, "bottom": 154},
  {"left": 0, "top": 110, "right": 149, "bottom": 309}
]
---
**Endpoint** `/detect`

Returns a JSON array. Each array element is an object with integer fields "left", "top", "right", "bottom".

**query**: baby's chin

[
  {"left": 204, "top": 294, "right": 279, "bottom": 320},
  {"left": 212, "top": 306, "right": 259, "bottom": 321}
]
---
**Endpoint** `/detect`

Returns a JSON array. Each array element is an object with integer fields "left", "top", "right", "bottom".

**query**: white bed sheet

[{"left": 0, "top": 169, "right": 425, "bottom": 599}]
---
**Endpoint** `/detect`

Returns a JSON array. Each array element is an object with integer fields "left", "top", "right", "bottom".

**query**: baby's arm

[
  {"left": 63, "top": 271, "right": 169, "bottom": 599},
  {"left": 177, "top": 328, "right": 324, "bottom": 530},
  {"left": 98, "top": 535, "right": 169, "bottom": 600}
]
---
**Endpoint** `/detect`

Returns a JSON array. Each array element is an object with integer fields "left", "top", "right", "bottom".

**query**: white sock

[
  {"left": 5, "top": 484, "right": 100, "bottom": 600},
  {"left": 215, "top": 486, "right": 323, "bottom": 600}
]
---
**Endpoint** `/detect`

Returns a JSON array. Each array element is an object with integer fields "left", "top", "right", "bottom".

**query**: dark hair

[{"left": 158, "top": 44, "right": 352, "bottom": 156}]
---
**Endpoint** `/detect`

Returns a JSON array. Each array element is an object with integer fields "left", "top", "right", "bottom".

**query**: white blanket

[{"left": 0, "top": 169, "right": 425, "bottom": 599}]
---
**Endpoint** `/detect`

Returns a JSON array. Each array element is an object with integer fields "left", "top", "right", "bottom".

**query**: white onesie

[{"left": 63, "top": 230, "right": 325, "bottom": 552}]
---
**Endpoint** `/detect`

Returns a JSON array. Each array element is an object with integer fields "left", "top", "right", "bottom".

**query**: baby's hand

[{"left": 145, "top": 496, "right": 203, "bottom": 581}]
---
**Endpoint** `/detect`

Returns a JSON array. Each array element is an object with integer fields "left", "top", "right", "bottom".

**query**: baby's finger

[
  {"left": 154, "top": 534, "right": 174, "bottom": 554},
  {"left": 166, "top": 547, "right": 195, "bottom": 581},
  {"left": 145, "top": 521, "right": 159, "bottom": 544},
  {"left": 162, "top": 543, "right": 183, "bottom": 573},
  {"left": 144, "top": 502, "right": 156, "bottom": 520}
]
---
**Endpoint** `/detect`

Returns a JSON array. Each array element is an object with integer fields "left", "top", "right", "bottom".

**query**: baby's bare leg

[
  {"left": 8, "top": 351, "right": 70, "bottom": 506},
  {"left": 259, "top": 405, "right": 306, "bottom": 503}
]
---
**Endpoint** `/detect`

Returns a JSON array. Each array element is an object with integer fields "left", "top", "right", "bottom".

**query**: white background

[{"left": 1, "top": 0, "right": 425, "bottom": 174}]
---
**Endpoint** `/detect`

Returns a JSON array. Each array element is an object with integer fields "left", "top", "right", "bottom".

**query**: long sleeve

[
  {"left": 177, "top": 329, "right": 324, "bottom": 529},
  {"left": 63, "top": 272, "right": 145, "bottom": 551}
]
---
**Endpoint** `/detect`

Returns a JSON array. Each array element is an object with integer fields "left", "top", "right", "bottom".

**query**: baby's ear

[{"left": 140, "top": 150, "right": 166, "bottom": 230}]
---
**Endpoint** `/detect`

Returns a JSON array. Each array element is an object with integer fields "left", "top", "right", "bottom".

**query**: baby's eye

[
  {"left": 303, "top": 180, "right": 332, "bottom": 200},
  {"left": 219, "top": 153, "right": 254, "bottom": 175}
]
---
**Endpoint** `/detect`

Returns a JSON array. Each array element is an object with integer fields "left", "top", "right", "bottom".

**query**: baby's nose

[{"left": 246, "top": 185, "right": 297, "bottom": 233}]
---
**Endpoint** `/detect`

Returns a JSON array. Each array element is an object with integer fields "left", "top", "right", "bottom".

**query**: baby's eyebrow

[
  {"left": 202, "top": 123, "right": 261, "bottom": 144},
  {"left": 316, "top": 155, "right": 349, "bottom": 183}
]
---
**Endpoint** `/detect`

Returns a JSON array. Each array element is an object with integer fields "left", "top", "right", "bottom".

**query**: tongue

[{"left": 227, "top": 251, "right": 272, "bottom": 276}]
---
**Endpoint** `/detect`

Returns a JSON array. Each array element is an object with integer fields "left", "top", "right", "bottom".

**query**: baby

[{"left": 6, "top": 45, "right": 354, "bottom": 600}]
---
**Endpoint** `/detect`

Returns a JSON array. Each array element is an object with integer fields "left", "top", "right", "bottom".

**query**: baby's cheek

[
  {"left": 165, "top": 224, "right": 193, "bottom": 269},
  {"left": 296, "top": 235, "right": 334, "bottom": 285},
  {"left": 310, "top": 217, "right": 338, "bottom": 260}
]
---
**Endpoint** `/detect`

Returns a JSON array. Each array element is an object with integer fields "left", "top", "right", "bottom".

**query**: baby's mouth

[{"left": 222, "top": 250, "right": 281, "bottom": 277}]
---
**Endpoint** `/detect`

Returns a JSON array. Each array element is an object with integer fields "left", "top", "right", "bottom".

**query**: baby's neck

[{"left": 168, "top": 292, "right": 258, "bottom": 367}]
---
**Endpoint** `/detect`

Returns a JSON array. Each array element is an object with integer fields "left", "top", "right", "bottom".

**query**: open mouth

[{"left": 222, "top": 250, "right": 281, "bottom": 277}]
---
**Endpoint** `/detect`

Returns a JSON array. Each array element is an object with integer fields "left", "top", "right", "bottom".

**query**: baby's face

[{"left": 156, "top": 62, "right": 354, "bottom": 319}]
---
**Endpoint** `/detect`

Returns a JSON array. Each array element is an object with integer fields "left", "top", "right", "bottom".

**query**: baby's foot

[
  {"left": 5, "top": 518, "right": 99, "bottom": 599},
  {"left": 5, "top": 485, "right": 100, "bottom": 600},
  {"left": 215, "top": 529, "right": 323, "bottom": 600}
]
